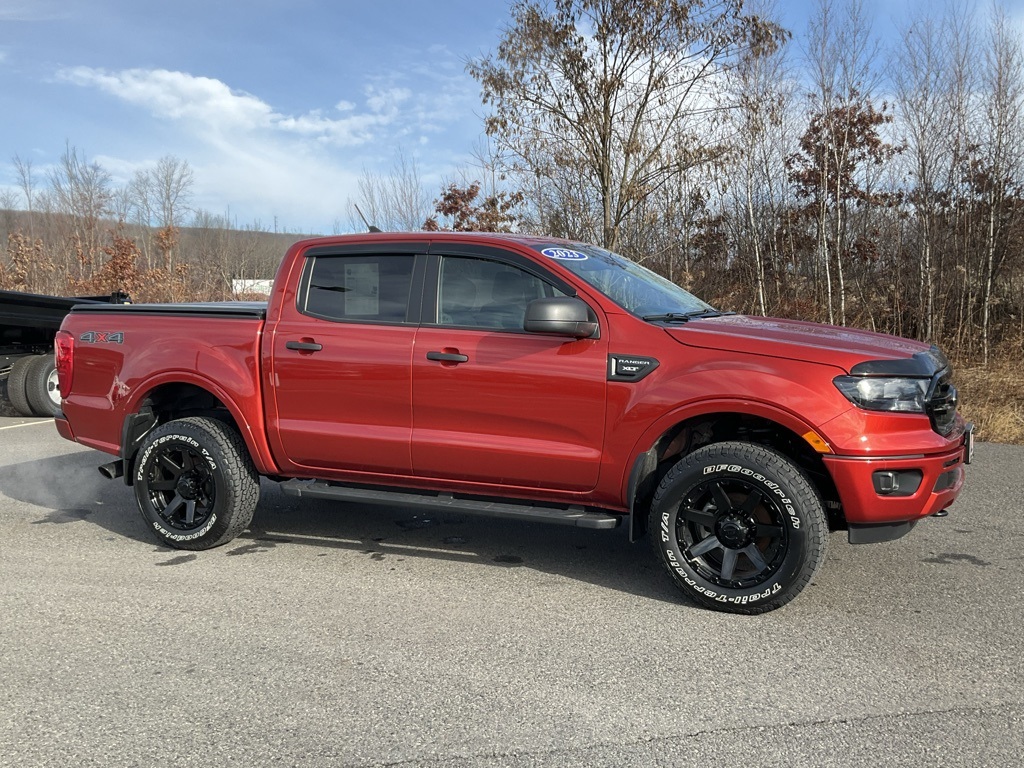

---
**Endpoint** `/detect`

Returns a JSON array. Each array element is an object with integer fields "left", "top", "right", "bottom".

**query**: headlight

[{"left": 833, "top": 376, "right": 930, "bottom": 413}]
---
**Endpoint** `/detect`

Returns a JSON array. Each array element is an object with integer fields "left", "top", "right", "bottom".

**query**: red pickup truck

[{"left": 54, "top": 233, "right": 972, "bottom": 613}]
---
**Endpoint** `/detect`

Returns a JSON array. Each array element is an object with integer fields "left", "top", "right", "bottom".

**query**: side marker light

[{"left": 802, "top": 430, "right": 832, "bottom": 454}]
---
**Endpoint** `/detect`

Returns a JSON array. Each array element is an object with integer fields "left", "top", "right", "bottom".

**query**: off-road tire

[
  {"left": 134, "top": 416, "right": 260, "bottom": 550},
  {"left": 649, "top": 441, "right": 827, "bottom": 614},
  {"left": 25, "top": 354, "right": 61, "bottom": 417},
  {"left": 6, "top": 356, "right": 36, "bottom": 417}
]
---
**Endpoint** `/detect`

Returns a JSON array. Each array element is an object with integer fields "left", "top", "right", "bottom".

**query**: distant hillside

[{"left": 0, "top": 207, "right": 318, "bottom": 300}]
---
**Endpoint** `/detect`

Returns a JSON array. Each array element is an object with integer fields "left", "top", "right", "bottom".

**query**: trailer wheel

[
  {"left": 6, "top": 356, "right": 36, "bottom": 417},
  {"left": 25, "top": 354, "right": 62, "bottom": 417},
  {"left": 134, "top": 416, "right": 260, "bottom": 550}
]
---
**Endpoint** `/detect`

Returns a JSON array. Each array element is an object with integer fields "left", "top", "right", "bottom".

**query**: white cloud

[
  {"left": 55, "top": 64, "right": 483, "bottom": 232},
  {"left": 58, "top": 67, "right": 404, "bottom": 148},
  {"left": 365, "top": 85, "right": 411, "bottom": 114},
  {"left": 65, "top": 67, "right": 270, "bottom": 130}
]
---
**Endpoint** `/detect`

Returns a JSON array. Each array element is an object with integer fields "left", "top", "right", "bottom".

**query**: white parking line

[{"left": 0, "top": 419, "right": 50, "bottom": 430}]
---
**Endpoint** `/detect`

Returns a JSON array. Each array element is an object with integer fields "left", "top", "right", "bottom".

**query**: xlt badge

[{"left": 608, "top": 355, "right": 659, "bottom": 382}]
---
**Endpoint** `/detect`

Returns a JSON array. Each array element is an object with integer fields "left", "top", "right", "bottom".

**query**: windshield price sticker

[{"left": 542, "top": 247, "right": 588, "bottom": 261}]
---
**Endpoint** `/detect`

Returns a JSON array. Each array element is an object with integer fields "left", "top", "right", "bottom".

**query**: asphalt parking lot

[{"left": 1, "top": 413, "right": 1021, "bottom": 766}]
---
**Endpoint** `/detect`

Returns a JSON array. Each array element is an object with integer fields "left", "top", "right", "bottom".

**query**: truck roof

[{"left": 289, "top": 231, "right": 575, "bottom": 251}]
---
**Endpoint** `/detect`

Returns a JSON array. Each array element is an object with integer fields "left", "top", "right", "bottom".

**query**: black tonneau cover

[{"left": 70, "top": 301, "right": 268, "bottom": 320}]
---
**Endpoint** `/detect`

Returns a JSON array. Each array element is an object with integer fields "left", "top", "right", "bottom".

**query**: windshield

[{"left": 532, "top": 243, "right": 715, "bottom": 318}]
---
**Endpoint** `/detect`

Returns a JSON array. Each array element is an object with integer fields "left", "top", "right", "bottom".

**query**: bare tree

[
  {"left": 468, "top": 0, "right": 786, "bottom": 251},
  {"left": 12, "top": 154, "right": 36, "bottom": 240},
  {"left": 791, "top": 0, "right": 894, "bottom": 326},
  {"left": 935, "top": 2, "right": 981, "bottom": 352},
  {"left": 893, "top": 9, "right": 950, "bottom": 341},
  {"left": 151, "top": 155, "right": 194, "bottom": 231},
  {"left": 128, "top": 155, "right": 194, "bottom": 270},
  {"left": 727, "top": 0, "right": 795, "bottom": 315},
  {"left": 47, "top": 143, "right": 114, "bottom": 277},
  {"left": 345, "top": 148, "right": 432, "bottom": 232},
  {"left": 0, "top": 188, "right": 19, "bottom": 243},
  {"left": 129, "top": 169, "right": 154, "bottom": 227},
  {"left": 110, "top": 184, "right": 133, "bottom": 225},
  {"left": 978, "top": 4, "right": 1024, "bottom": 365}
]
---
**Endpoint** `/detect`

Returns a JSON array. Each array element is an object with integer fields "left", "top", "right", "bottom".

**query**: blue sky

[{"left": 1, "top": 0, "right": 1021, "bottom": 234}]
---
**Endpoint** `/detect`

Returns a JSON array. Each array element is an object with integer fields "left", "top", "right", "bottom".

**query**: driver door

[{"left": 411, "top": 251, "right": 608, "bottom": 492}]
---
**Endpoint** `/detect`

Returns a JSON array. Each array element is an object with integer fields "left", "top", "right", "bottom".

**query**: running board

[{"left": 278, "top": 479, "right": 620, "bottom": 530}]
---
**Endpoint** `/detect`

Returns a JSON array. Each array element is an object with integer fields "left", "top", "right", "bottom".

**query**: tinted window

[
  {"left": 437, "top": 256, "right": 564, "bottom": 330},
  {"left": 303, "top": 254, "right": 414, "bottom": 323}
]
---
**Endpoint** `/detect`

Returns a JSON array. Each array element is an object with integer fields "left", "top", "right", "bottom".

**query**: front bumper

[{"left": 823, "top": 424, "right": 971, "bottom": 543}]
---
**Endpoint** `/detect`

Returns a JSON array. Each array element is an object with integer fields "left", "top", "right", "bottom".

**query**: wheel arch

[
  {"left": 133, "top": 414, "right": 260, "bottom": 550},
  {"left": 625, "top": 401, "right": 842, "bottom": 542},
  {"left": 119, "top": 375, "right": 277, "bottom": 483}
]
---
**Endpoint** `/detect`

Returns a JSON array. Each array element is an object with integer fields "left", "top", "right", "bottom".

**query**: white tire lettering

[{"left": 153, "top": 513, "right": 217, "bottom": 541}]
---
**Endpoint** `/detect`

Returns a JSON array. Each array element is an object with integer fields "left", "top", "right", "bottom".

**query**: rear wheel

[
  {"left": 134, "top": 416, "right": 260, "bottom": 550},
  {"left": 25, "top": 354, "right": 61, "bottom": 417},
  {"left": 649, "top": 441, "right": 827, "bottom": 614},
  {"left": 6, "top": 356, "right": 36, "bottom": 417}
]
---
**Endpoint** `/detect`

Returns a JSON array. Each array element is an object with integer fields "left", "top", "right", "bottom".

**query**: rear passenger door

[
  {"left": 268, "top": 243, "right": 424, "bottom": 476},
  {"left": 411, "top": 245, "right": 608, "bottom": 492}
]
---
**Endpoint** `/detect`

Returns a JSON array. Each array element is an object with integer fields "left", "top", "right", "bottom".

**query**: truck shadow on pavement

[{"left": 0, "top": 451, "right": 687, "bottom": 606}]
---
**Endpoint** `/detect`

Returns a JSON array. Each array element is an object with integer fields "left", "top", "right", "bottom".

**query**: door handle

[
  {"left": 426, "top": 351, "right": 469, "bottom": 363},
  {"left": 286, "top": 340, "right": 323, "bottom": 352}
]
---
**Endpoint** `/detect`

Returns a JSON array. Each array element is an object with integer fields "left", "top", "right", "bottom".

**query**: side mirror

[{"left": 524, "top": 297, "right": 598, "bottom": 339}]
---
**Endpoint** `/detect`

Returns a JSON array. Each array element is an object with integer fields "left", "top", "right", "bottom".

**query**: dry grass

[{"left": 955, "top": 357, "right": 1024, "bottom": 445}]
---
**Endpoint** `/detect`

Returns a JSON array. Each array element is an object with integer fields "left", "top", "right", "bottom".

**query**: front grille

[{"left": 927, "top": 370, "right": 958, "bottom": 436}]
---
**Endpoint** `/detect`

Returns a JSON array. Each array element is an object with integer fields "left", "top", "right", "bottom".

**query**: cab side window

[
  {"left": 302, "top": 254, "right": 414, "bottom": 323},
  {"left": 437, "top": 256, "right": 564, "bottom": 330}
]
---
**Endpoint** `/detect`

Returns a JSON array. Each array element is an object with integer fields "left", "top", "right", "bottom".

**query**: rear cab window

[{"left": 299, "top": 253, "right": 416, "bottom": 324}]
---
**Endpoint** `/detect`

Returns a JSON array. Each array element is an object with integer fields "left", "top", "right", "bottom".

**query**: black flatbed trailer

[{"left": 1, "top": 289, "right": 129, "bottom": 417}]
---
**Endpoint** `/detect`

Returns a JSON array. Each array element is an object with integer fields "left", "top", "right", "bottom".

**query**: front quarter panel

[{"left": 599, "top": 342, "right": 851, "bottom": 505}]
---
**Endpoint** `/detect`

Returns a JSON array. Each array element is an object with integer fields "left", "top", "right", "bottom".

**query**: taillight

[{"left": 54, "top": 330, "right": 74, "bottom": 398}]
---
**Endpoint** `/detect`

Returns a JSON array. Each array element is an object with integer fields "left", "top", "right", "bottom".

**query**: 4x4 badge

[{"left": 80, "top": 331, "right": 124, "bottom": 344}]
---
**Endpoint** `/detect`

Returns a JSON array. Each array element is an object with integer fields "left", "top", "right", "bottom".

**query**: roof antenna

[{"left": 353, "top": 204, "right": 383, "bottom": 233}]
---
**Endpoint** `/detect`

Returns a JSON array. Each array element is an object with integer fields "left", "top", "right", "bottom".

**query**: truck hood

[{"left": 665, "top": 314, "right": 931, "bottom": 373}]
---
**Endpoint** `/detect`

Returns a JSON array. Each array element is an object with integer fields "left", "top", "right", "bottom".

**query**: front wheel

[
  {"left": 134, "top": 416, "right": 260, "bottom": 550},
  {"left": 649, "top": 441, "right": 827, "bottom": 614}
]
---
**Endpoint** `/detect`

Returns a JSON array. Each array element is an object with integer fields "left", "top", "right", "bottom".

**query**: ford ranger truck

[{"left": 53, "top": 233, "right": 973, "bottom": 613}]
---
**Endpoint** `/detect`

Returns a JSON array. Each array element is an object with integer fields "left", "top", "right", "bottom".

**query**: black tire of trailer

[
  {"left": 6, "top": 356, "right": 36, "bottom": 417},
  {"left": 133, "top": 416, "right": 260, "bottom": 550},
  {"left": 25, "top": 354, "right": 61, "bottom": 417},
  {"left": 648, "top": 441, "right": 827, "bottom": 615}
]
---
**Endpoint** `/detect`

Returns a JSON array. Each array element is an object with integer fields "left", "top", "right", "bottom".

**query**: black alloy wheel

[
  {"left": 133, "top": 416, "right": 260, "bottom": 549},
  {"left": 138, "top": 440, "right": 218, "bottom": 534},
  {"left": 675, "top": 476, "right": 789, "bottom": 589},
  {"left": 650, "top": 441, "right": 827, "bottom": 614}
]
